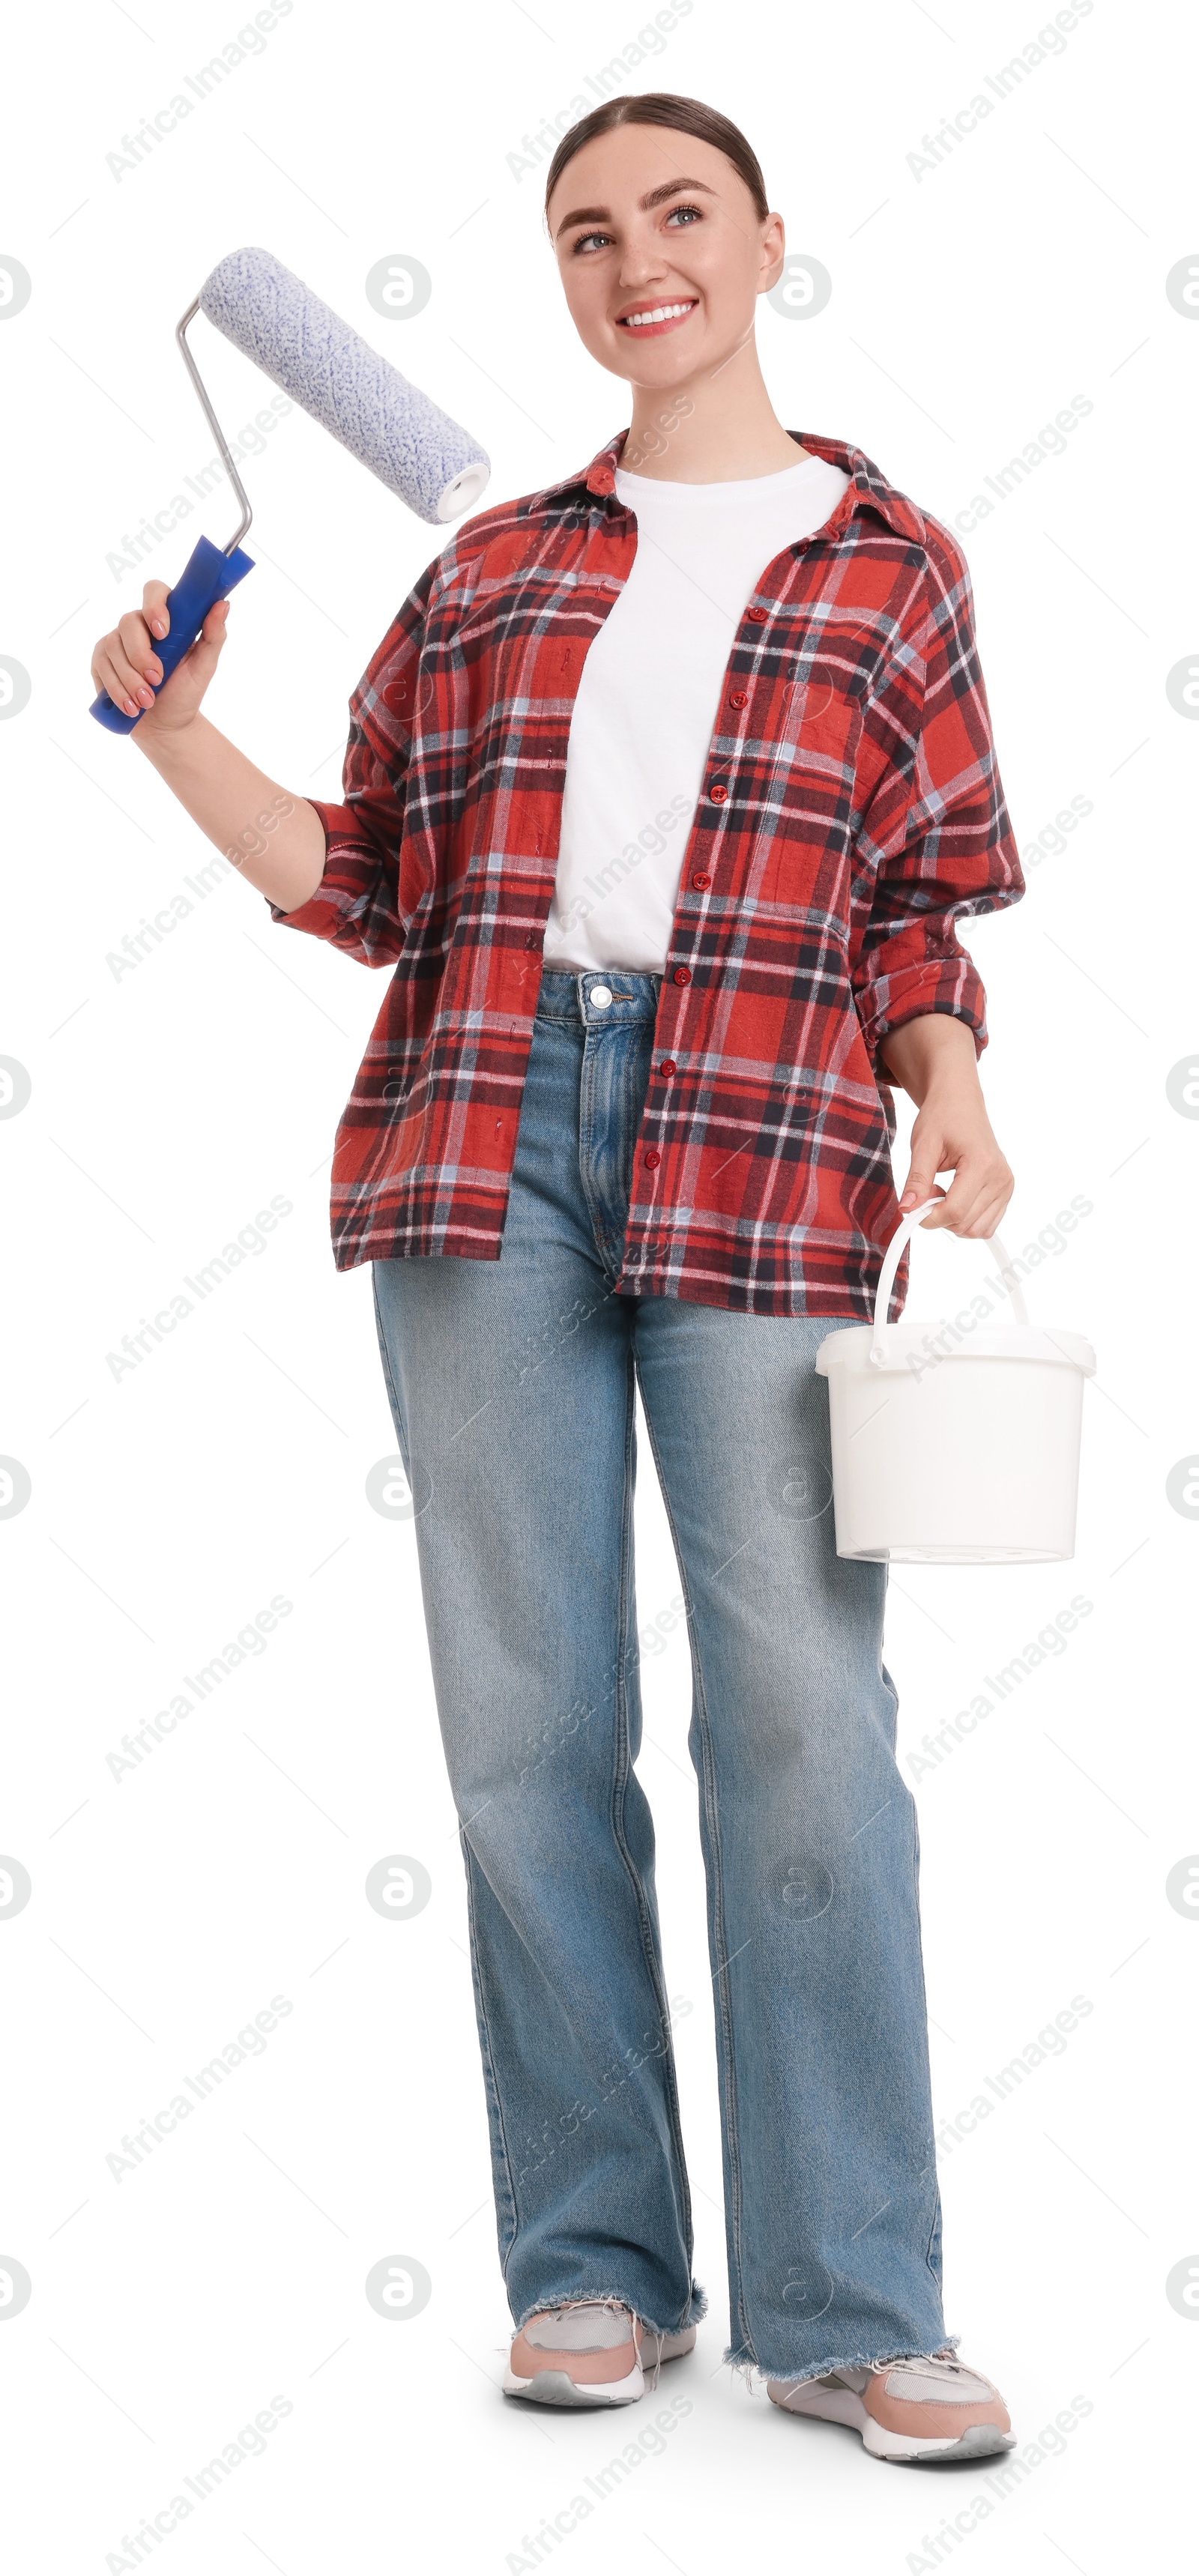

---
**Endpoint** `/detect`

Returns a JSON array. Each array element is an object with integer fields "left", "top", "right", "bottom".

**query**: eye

[
  {"left": 665, "top": 202, "right": 704, "bottom": 227},
  {"left": 570, "top": 229, "right": 612, "bottom": 255}
]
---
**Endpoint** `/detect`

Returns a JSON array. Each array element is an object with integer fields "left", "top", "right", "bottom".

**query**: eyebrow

[{"left": 553, "top": 178, "right": 718, "bottom": 241}]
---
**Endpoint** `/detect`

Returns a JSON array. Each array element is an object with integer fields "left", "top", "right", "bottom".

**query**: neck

[{"left": 623, "top": 336, "right": 809, "bottom": 482}]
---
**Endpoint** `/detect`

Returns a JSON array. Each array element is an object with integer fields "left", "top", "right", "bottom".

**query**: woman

[{"left": 91, "top": 93, "right": 1023, "bottom": 2466}]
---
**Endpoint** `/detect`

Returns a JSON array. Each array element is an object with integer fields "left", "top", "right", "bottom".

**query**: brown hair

[{"left": 543, "top": 92, "right": 770, "bottom": 236}]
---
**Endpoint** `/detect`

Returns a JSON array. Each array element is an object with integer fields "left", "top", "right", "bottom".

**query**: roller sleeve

[{"left": 198, "top": 246, "right": 490, "bottom": 525}]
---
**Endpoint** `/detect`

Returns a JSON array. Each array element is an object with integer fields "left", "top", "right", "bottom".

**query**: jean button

[{"left": 591, "top": 984, "right": 613, "bottom": 1009}]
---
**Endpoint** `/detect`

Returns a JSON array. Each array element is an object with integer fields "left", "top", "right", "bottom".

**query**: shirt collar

[{"left": 528, "top": 425, "right": 926, "bottom": 547}]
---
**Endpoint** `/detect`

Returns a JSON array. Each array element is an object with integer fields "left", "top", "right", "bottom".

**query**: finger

[
  {"left": 915, "top": 1186, "right": 961, "bottom": 1231},
  {"left": 984, "top": 1175, "right": 1015, "bottom": 1230},
  {"left": 116, "top": 610, "right": 161, "bottom": 683},
  {"left": 934, "top": 1170, "right": 1006, "bottom": 1237},
  {"left": 94, "top": 641, "right": 157, "bottom": 713},
  {"left": 142, "top": 579, "right": 171, "bottom": 638},
  {"left": 169, "top": 600, "right": 228, "bottom": 677},
  {"left": 965, "top": 1192, "right": 1018, "bottom": 1242},
  {"left": 949, "top": 1204, "right": 1001, "bottom": 1242},
  {"left": 898, "top": 1147, "right": 948, "bottom": 1212},
  {"left": 92, "top": 656, "right": 141, "bottom": 719},
  {"left": 109, "top": 651, "right": 157, "bottom": 708},
  {"left": 955, "top": 1182, "right": 1015, "bottom": 1240},
  {"left": 928, "top": 1179, "right": 988, "bottom": 1236},
  {"left": 148, "top": 603, "right": 228, "bottom": 707},
  {"left": 190, "top": 598, "right": 231, "bottom": 669}
]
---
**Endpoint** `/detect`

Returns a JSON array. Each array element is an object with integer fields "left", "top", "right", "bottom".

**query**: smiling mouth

[{"left": 615, "top": 299, "right": 698, "bottom": 336}]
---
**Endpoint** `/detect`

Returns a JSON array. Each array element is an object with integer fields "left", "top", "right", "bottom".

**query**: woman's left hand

[
  {"left": 878, "top": 1015, "right": 1014, "bottom": 1239},
  {"left": 898, "top": 1084, "right": 1014, "bottom": 1239}
]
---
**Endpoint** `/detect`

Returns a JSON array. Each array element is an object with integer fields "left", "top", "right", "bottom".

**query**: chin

[{"left": 607, "top": 340, "right": 704, "bottom": 384}]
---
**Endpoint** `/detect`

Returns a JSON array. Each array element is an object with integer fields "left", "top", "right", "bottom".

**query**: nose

[{"left": 617, "top": 232, "right": 668, "bottom": 288}]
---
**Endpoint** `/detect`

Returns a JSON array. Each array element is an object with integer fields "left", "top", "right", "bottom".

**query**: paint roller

[{"left": 89, "top": 245, "right": 491, "bottom": 734}]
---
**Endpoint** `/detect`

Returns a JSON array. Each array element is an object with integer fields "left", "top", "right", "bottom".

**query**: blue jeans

[{"left": 372, "top": 966, "right": 948, "bottom": 2377}]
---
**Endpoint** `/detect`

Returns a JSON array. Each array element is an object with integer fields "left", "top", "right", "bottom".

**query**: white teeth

[{"left": 620, "top": 302, "right": 695, "bottom": 327}]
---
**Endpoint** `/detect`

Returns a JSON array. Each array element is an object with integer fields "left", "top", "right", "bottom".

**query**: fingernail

[
  {"left": 146, "top": 659, "right": 162, "bottom": 680},
  {"left": 151, "top": 618, "right": 168, "bottom": 637},
  {"left": 124, "top": 697, "right": 139, "bottom": 716},
  {"left": 138, "top": 686, "right": 154, "bottom": 707}
]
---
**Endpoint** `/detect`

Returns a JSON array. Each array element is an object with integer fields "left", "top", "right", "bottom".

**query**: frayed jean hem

[
  {"left": 514, "top": 2278, "right": 707, "bottom": 2338},
  {"left": 722, "top": 2331, "right": 961, "bottom": 2386}
]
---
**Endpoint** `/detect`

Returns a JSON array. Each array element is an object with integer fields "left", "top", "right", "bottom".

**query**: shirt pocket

[
  {"left": 751, "top": 650, "right": 872, "bottom": 913},
  {"left": 795, "top": 695, "right": 861, "bottom": 789},
  {"left": 783, "top": 646, "right": 871, "bottom": 769},
  {"left": 766, "top": 667, "right": 865, "bottom": 858}
]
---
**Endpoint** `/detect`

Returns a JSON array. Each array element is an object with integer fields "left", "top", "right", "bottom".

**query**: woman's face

[{"left": 547, "top": 122, "right": 785, "bottom": 393}]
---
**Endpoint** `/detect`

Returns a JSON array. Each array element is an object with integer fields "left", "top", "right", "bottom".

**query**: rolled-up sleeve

[
  {"left": 268, "top": 555, "right": 439, "bottom": 967},
  {"left": 851, "top": 522, "right": 1024, "bottom": 1065}
]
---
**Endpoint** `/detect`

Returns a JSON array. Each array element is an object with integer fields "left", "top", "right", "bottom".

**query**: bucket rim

[{"left": 815, "top": 1321, "right": 1096, "bottom": 1376}]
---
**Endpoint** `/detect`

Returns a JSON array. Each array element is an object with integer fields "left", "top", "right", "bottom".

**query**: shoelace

[
  {"left": 534, "top": 2298, "right": 665, "bottom": 2391},
  {"left": 889, "top": 2349, "right": 984, "bottom": 2385}
]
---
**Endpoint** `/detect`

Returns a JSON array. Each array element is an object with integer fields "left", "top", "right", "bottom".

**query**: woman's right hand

[{"left": 90, "top": 579, "right": 231, "bottom": 737}]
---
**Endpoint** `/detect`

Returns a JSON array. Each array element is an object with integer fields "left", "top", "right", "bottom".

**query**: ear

[{"left": 759, "top": 211, "right": 787, "bottom": 288}]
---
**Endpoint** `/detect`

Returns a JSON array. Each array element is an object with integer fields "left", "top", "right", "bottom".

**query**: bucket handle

[{"left": 871, "top": 1199, "right": 1030, "bottom": 1366}]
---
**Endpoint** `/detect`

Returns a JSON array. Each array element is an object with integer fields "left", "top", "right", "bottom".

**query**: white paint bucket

[{"left": 815, "top": 1200, "right": 1096, "bottom": 1564}]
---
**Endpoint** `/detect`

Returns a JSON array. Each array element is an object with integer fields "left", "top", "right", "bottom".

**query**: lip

[{"left": 614, "top": 297, "right": 698, "bottom": 339}]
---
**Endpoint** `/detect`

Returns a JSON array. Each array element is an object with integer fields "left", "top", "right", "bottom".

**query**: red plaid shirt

[{"left": 272, "top": 427, "right": 1023, "bottom": 1317}]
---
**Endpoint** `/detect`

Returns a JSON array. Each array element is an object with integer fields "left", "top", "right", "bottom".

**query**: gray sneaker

[
  {"left": 767, "top": 2348, "right": 1015, "bottom": 2464},
  {"left": 504, "top": 2301, "right": 695, "bottom": 2407}
]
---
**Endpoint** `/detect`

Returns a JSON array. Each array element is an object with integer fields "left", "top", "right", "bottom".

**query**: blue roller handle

[{"left": 89, "top": 533, "right": 255, "bottom": 734}]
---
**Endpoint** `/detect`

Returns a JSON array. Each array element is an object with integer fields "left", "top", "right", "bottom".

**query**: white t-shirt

[{"left": 543, "top": 449, "right": 850, "bottom": 974}]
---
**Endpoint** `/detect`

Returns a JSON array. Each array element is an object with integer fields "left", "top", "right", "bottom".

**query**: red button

[
  {"left": 644, "top": 1149, "right": 661, "bottom": 1169},
  {"left": 692, "top": 870, "right": 710, "bottom": 889},
  {"left": 729, "top": 689, "right": 749, "bottom": 709},
  {"left": 709, "top": 782, "right": 728, "bottom": 802},
  {"left": 659, "top": 1059, "right": 676, "bottom": 1077},
  {"left": 747, "top": 605, "right": 768, "bottom": 623},
  {"left": 673, "top": 967, "right": 691, "bottom": 986}
]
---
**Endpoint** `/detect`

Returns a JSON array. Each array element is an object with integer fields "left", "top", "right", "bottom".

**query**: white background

[{"left": 1, "top": 0, "right": 1194, "bottom": 2567}]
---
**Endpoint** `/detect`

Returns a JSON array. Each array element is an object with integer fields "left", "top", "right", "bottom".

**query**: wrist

[
  {"left": 133, "top": 709, "right": 208, "bottom": 767},
  {"left": 877, "top": 1013, "right": 980, "bottom": 1099},
  {"left": 914, "top": 1065, "right": 985, "bottom": 1112}
]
